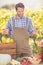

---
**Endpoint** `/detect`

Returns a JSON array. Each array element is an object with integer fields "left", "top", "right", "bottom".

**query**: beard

[{"left": 17, "top": 14, "right": 23, "bottom": 18}]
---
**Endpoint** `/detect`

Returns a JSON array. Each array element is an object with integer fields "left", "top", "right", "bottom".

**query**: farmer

[{"left": 3, "top": 3, "right": 38, "bottom": 57}]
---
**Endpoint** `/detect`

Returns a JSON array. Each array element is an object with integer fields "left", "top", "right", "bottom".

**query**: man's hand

[
  {"left": 32, "top": 30, "right": 38, "bottom": 36},
  {"left": 2, "top": 28, "right": 9, "bottom": 35}
]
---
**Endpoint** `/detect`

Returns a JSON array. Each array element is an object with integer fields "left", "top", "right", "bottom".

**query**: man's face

[{"left": 16, "top": 7, "right": 24, "bottom": 18}]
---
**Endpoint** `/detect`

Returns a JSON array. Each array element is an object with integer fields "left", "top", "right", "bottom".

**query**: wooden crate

[{"left": 0, "top": 43, "right": 16, "bottom": 59}]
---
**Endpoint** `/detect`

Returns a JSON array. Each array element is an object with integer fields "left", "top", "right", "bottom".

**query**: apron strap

[
  {"left": 25, "top": 17, "right": 28, "bottom": 30},
  {"left": 11, "top": 16, "right": 15, "bottom": 39},
  {"left": 12, "top": 16, "right": 15, "bottom": 29}
]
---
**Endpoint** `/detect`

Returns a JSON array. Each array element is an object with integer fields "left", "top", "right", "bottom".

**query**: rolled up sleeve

[{"left": 6, "top": 18, "right": 13, "bottom": 37}]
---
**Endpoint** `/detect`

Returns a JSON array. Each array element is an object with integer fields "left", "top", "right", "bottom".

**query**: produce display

[
  {"left": 0, "top": 33, "right": 14, "bottom": 44},
  {"left": 10, "top": 59, "right": 21, "bottom": 65}
]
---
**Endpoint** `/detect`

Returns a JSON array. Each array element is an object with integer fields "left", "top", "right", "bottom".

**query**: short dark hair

[{"left": 15, "top": 3, "right": 25, "bottom": 10}]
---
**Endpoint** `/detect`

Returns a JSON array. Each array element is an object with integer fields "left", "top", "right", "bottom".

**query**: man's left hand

[{"left": 32, "top": 30, "right": 38, "bottom": 36}]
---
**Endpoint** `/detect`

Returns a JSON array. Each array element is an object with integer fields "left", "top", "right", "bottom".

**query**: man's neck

[{"left": 16, "top": 14, "right": 23, "bottom": 19}]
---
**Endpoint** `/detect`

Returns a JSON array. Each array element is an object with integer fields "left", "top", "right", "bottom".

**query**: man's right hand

[{"left": 2, "top": 28, "right": 9, "bottom": 35}]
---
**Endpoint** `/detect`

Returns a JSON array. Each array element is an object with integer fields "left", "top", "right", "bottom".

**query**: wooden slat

[
  {"left": 0, "top": 43, "right": 16, "bottom": 49},
  {"left": 0, "top": 49, "right": 16, "bottom": 54},
  {"left": 0, "top": 43, "right": 16, "bottom": 59}
]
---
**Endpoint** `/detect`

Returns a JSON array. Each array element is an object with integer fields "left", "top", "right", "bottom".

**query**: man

[{"left": 3, "top": 3, "right": 37, "bottom": 57}]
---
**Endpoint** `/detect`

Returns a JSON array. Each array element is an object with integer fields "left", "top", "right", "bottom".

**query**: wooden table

[{"left": 0, "top": 43, "right": 16, "bottom": 59}]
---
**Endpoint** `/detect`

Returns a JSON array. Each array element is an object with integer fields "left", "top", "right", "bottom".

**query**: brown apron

[{"left": 12, "top": 17, "right": 32, "bottom": 57}]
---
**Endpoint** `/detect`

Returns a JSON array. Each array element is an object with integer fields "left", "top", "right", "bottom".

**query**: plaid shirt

[{"left": 6, "top": 16, "right": 34, "bottom": 37}]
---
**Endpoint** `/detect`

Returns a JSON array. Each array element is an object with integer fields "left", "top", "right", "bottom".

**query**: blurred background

[{"left": 0, "top": 0, "right": 43, "bottom": 10}]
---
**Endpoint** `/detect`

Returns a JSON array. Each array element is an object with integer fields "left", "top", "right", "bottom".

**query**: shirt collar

[{"left": 14, "top": 15, "right": 25, "bottom": 19}]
